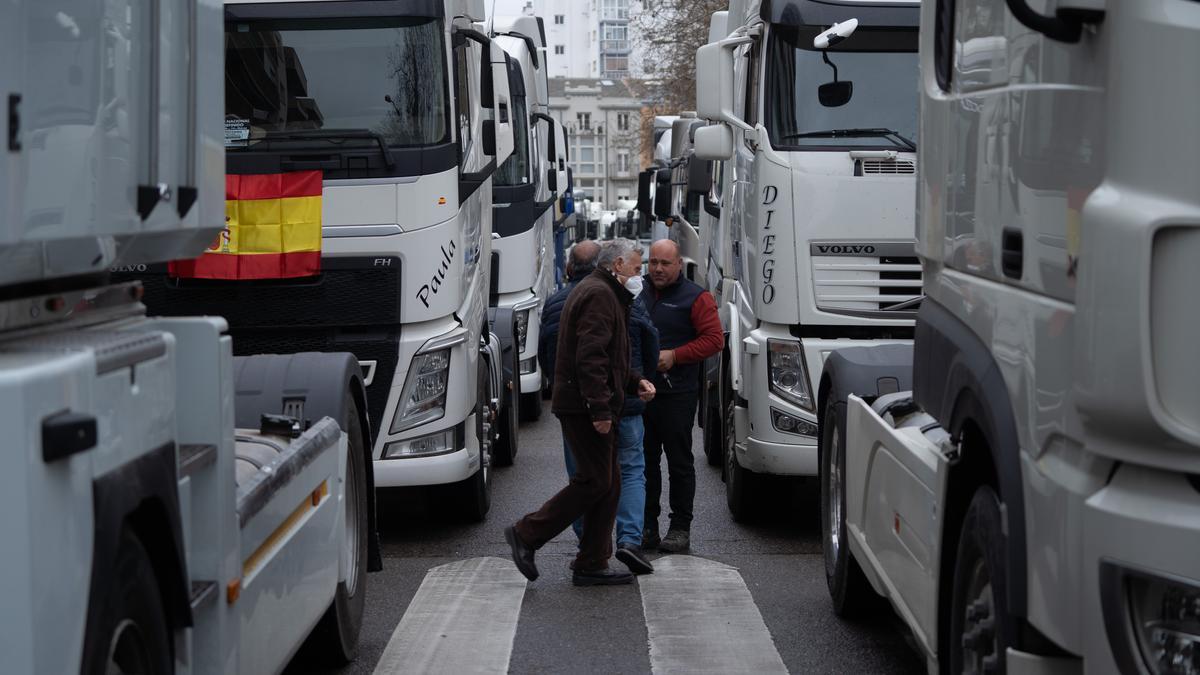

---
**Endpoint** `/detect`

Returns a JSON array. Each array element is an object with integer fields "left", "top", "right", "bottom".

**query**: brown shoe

[{"left": 658, "top": 528, "right": 690, "bottom": 553}]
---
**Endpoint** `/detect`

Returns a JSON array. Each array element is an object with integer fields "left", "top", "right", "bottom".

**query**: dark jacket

[
  {"left": 623, "top": 296, "right": 660, "bottom": 417},
  {"left": 538, "top": 279, "right": 578, "bottom": 387},
  {"left": 641, "top": 273, "right": 723, "bottom": 395},
  {"left": 551, "top": 269, "right": 643, "bottom": 421}
]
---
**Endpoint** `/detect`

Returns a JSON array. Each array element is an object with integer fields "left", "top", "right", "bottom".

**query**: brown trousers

[{"left": 515, "top": 413, "right": 621, "bottom": 571}]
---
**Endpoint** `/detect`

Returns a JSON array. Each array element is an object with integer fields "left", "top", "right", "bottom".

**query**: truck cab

[
  {"left": 693, "top": 0, "right": 922, "bottom": 518},
  {"left": 124, "top": 0, "right": 517, "bottom": 520},
  {"left": 818, "top": 0, "right": 1200, "bottom": 672},
  {"left": 489, "top": 15, "right": 565, "bottom": 424}
]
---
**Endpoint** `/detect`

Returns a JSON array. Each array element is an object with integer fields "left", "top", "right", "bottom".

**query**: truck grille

[
  {"left": 810, "top": 242, "right": 922, "bottom": 317},
  {"left": 859, "top": 159, "right": 916, "bottom": 175}
]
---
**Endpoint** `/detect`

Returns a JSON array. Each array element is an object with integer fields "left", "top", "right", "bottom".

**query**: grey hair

[{"left": 597, "top": 238, "right": 643, "bottom": 271}]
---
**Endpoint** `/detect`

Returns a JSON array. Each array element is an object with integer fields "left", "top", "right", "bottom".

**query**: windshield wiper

[
  {"left": 783, "top": 128, "right": 916, "bottom": 151},
  {"left": 261, "top": 128, "right": 395, "bottom": 168}
]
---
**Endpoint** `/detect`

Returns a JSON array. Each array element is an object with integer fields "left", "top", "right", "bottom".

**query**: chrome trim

[
  {"left": 322, "top": 224, "right": 404, "bottom": 238},
  {"left": 418, "top": 331, "right": 468, "bottom": 354}
]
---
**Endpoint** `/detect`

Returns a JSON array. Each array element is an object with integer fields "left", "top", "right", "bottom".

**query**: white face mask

[{"left": 623, "top": 275, "right": 644, "bottom": 295}]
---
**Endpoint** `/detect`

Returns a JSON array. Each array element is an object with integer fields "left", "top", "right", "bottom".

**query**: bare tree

[{"left": 632, "top": 0, "right": 727, "bottom": 156}]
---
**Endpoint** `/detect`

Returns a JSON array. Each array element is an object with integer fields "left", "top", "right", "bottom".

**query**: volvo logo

[
  {"left": 816, "top": 244, "right": 876, "bottom": 255},
  {"left": 810, "top": 241, "right": 916, "bottom": 258}
]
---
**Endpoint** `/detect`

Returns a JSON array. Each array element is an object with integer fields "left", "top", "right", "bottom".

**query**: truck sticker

[
  {"left": 225, "top": 116, "right": 249, "bottom": 147},
  {"left": 416, "top": 239, "right": 457, "bottom": 309},
  {"left": 761, "top": 185, "right": 779, "bottom": 304}
]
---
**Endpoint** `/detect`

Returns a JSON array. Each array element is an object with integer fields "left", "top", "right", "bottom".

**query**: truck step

[
  {"left": 189, "top": 580, "right": 217, "bottom": 610},
  {"left": 178, "top": 443, "right": 217, "bottom": 478}
]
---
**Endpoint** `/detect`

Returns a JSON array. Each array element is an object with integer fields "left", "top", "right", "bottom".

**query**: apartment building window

[
  {"left": 577, "top": 112, "right": 591, "bottom": 130},
  {"left": 554, "top": 14, "right": 564, "bottom": 24},
  {"left": 603, "top": 56, "right": 628, "bottom": 75},
  {"left": 617, "top": 112, "right": 630, "bottom": 131},
  {"left": 555, "top": 45, "right": 565, "bottom": 55},
  {"left": 617, "top": 150, "right": 630, "bottom": 172}
]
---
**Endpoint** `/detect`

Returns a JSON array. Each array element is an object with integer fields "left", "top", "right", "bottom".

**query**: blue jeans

[{"left": 564, "top": 416, "right": 646, "bottom": 547}]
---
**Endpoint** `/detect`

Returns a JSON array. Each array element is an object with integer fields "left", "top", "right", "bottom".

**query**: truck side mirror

[
  {"left": 637, "top": 170, "right": 653, "bottom": 217},
  {"left": 688, "top": 158, "right": 712, "bottom": 194},
  {"left": 695, "top": 38, "right": 752, "bottom": 130},
  {"left": 654, "top": 172, "right": 672, "bottom": 221},
  {"left": 693, "top": 124, "right": 734, "bottom": 161},
  {"left": 818, "top": 81, "right": 853, "bottom": 107}
]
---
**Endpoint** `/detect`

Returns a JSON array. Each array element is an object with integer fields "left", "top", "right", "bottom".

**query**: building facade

[
  {"left": 549, "top": 78, "right": 645, "bottom": 207},
  {"left": 529, "top": 0, "right": 642, "bottom": 79}
]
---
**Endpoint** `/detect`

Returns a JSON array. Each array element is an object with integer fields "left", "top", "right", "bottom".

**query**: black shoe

[
  {"left": 642, "top": 529, "right": 660, "bottom": 550},
  {"left": 504, "top": 525, "right": 539, "bottom": 581},
  {"left": 658, "top": 528, "right": 690, "bottom": 553},
  {"left": 572, "top": 567, "right": 635, "bottom": 586},
  {"left": 615, "top": 545, "right": 654, "bottom": 575}
]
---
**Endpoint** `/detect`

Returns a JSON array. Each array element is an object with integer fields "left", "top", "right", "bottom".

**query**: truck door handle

[
  {"left": 1001, "top": 227, "right": 1023, "bottom": 279},
  {"left": 42, "top": 410, "right": 98, "bottom": 462}
]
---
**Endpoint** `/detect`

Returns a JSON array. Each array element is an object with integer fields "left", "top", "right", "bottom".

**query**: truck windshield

[
  {"left": 765, "top": 26, "right": 917, "bottom": 150},
  {"left": 224, "top": 17, "right": 449, "bottom": 149},
  {"left": 495, "top": 97, "right": 531, "bottom": 186}
]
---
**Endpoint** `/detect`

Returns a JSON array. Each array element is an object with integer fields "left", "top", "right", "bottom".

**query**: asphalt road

[{"left": 288, "top": 397, "right": 925, "bottom": 674}]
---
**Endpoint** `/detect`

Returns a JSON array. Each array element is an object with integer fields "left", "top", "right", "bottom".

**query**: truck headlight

[
  {"left": 383, "top": 425, "right": 459, "bottom": 459},
  {"left": 767, "top": 339, "right": 813, "bottom": 411},
  {"left": 514, "top": 309, "right": 530, "bottom": 353},
  {"left": 1130, "top": 573, "right": 1200, "bottom": 674},
  {"left": 391, "top": 348, "right": 450, "bottom": 433}
]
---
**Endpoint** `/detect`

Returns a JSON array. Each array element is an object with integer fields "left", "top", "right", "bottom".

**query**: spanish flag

[{"left": 169, "top": 171, "right": 322, "bottom": 279}]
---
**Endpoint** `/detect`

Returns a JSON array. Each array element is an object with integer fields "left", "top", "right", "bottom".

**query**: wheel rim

[
  {"left": 106, "top": 619, "right": 151, "bottom": 675},
  {"left": 960, "top": 557, "right": 999, "bottom": 675},
  {"left": 342, "top": 443, "right": 361, "bottom": 598},
  {"left": 826, "top": 425, "right": 842, "bottom": 567}
]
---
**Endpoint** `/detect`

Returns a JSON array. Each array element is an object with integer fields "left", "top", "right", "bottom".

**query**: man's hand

[
  {"left": 637, "top": 379, "right": 656, "bottom": 402},
  {"left": 593, "top": 419, "right": 613, "bottom": 434},
  {"left": 657, "top": 349, "right": 676, "bottom": 372}
]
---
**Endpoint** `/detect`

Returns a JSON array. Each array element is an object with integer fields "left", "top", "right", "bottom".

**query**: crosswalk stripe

[
  {"left": 372, "top": 557, "right": 527, "bottom": 675},
  {"left": 639, "top": 555, "right": 789, "bottom": 675}
]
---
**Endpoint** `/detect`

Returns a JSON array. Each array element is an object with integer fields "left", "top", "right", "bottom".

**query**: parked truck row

[
  {"left": 2, "top": 0, "right": 567, "bottom": 672},
  {"left": 684, "top": 0, "right": 1200, "bottom": 672}
]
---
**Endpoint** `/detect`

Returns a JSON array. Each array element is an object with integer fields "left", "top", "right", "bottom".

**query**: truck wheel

[
  {"left": 520, "top": 389, "right": 543, "bottom": 422},
  {"left": 949, "top": 485, "right": 1010, "bottom": 675},
  {"left": 702, "top": 378, "right": 723, "bottom": 467},
  {"left": 492, "top": 364, "right": 520, "bottom": 467},
  {"left": 724, "top": 392, "right": 759, "bottom": 522},
  {"left": 90, "top": 530, "right": 172, "bottom": 675},
  {"left": 820, "top": 396, "right": 874, "bottom": 617},
  {"left": 455, "top": 366, "right": 493, "bottom": 521},
  {"left": 308, "top": 393, "right": 369, "bottom": 664}
]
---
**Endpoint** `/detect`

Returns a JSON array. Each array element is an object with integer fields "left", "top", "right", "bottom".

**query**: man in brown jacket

[{"left": 505, "top": 238, "right": 656, "bottom": 586}]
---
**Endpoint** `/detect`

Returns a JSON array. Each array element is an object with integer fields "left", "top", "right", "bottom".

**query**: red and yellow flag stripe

[{"left": 170, "top": 171, "right": 323, "bottom": 280}]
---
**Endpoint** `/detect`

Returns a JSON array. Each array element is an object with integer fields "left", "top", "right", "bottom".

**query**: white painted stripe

[
  {"left": 373, "top": 557, "right": 527, "bottom": 675},
  {"left": 639, "top": 555, "right": 789, "bottom": 675}
]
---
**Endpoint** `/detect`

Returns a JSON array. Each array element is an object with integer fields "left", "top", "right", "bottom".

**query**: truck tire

[
  {"left": 724, "top": 383, "right": 759, "bottom": 522},
  {"left": 89, "top": 529, "right": 172, "bottom": 675},
  {"left": 454, "top": 364, "right": 493, "bottom": 522},
  {"left": 820, "top": 396, "right": 875, "bottom": 617},
  {"left": 702, "top": 362, "right": 723, "bottom": 467},
  {"left": 307, "top": 392, "right": 369, "bottom": 664},
  {"left": 492, "top": 349, "right": 520, "bottom": 466},
  {"left": 520, "top": 389, "right": 543, "bottom": 422},
  {"left": 949, "top": 485, "right": 1010, "bottom": 675}
]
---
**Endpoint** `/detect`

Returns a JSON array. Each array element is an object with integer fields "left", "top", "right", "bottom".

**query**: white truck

[
  {"left": 1, "top": 0, "right": 380, "bottom": 672},
  {"left": 692, "top": 0, "right": 923, "bottom": 519},
  {"left": 489, "top": 15, "right": 564, "bottom": 426},
  {"left": 123, "top": 0, "right": 517, "bottom": 520},
  {"left": 819, "top": 0, "right": 1200, "bottom": 672}
]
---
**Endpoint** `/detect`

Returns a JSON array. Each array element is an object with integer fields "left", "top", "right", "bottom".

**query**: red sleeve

[{"left": 673, "top": 291, "right": 723, "bottom": 364}]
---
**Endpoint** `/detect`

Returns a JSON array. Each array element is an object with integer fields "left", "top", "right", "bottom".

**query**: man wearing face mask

[
  {"left": 506, "top": 238, "right": 657, "bottom": 586},
  {"left": 558, "top": 242, "right": 660, "bottom": 575}
]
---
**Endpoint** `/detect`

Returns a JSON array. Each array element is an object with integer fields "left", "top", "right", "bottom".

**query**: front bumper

[
  {"left": 373, "top": 414, "right": 481, "bottom": 487},
  {"left": 737, "top": 429, "right": 818, "bottom": 476}
]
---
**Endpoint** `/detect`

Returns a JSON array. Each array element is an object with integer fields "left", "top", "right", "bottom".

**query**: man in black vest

[{"left": 641, "top": 240, "right": 724, "bottom": 552}]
